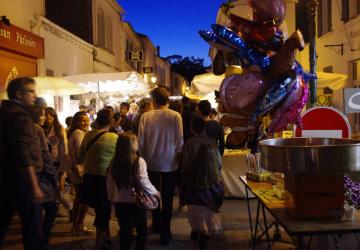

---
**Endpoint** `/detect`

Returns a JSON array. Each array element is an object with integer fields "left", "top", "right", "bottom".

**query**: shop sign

[
  {"left": 128, "top": 50, "right": 143, "bottom": 61},
  {"left": 0, "top": 20, "right": 44, "bottom": 58},
  {"left": 317, "top": 94, "right": 332, "bottom": 106},
  {"left": 344, "top": 88, "right": 360, "bottom": 113},
  {"left": 143, "top": 66, "right": 153, "bottom": 74}
]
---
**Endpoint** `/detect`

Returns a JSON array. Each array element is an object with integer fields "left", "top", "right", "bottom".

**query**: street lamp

[
  {"left": 150, "top": 76, "right": 157, "bottom": 84},
  {"left": 307, "top": 0, "right": 318, "bottom": 107}
]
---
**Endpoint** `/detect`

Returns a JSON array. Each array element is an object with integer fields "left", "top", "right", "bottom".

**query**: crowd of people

[{"left": 0, "top": 76, "right": 226, "bottom": 250}]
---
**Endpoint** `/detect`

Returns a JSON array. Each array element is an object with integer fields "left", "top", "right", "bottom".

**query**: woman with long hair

[
  {"left": 107, "top": 133, "right": 160, "bottom": 250},
  {"left": 30, "top": 105, "right": 58, "bottom": 248},
  {"left": 66, "top": 111, "right": 91, "bottom": 234},
  {"left": 78, "top": 109, "right": 118, "bottom": 250},
  {"left": 43, "top": 107, "right": 72, "bottom": 216}
]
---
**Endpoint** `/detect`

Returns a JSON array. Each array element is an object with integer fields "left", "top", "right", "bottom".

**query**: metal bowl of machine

[{"left": 259, "top": 138, "right": 360, "bottom": 174}]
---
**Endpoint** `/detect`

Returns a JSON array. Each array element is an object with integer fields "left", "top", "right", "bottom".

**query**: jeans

[
  {"left": 0, "top": 172, "right": 44, "bottom": 250},
  {"left": 115, "top": 203, "right": 147, "bottom": 250},
  {"left": 42, "top": 201, "right": 57, "bottom": 245},
  {"left": 148, "top": 171, "right": 177, "bottom": 239}
]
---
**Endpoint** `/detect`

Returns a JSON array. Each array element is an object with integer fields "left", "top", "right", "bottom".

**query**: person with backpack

[{"left": 180, "top": 117, "right": 224, "bottom": 250}]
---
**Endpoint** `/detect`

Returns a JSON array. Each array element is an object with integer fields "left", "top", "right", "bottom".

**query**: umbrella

[{"left": 33, "top": 76, "right": 88, "bottom": 96}]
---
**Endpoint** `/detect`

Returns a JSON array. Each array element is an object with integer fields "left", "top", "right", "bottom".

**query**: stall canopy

[
  {"left": 190, "top": 72, "right": 348, "bottom": 98},
  {"left": 63, "top": 71, "right": 149, "bottom": 97},
  {"left": 0, "top": 76, "right": 87, "bottom": 100}
]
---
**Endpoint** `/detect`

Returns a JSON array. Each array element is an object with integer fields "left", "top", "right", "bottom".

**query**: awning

[
  {"left": 190, "top": 71, "right": 348, "bottom": 98},
  {"left": 63, "top": 71, "right": 149, "bottom": 96}
]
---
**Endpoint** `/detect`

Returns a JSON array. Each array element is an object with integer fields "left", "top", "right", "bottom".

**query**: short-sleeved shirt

[{"left": 79, "top": 130, "right": 118, "bottom": 176}]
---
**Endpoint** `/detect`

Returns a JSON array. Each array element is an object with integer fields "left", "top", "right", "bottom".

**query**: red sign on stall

[{"left": 295, "top": 106, "right": 351, "bottom": 138}]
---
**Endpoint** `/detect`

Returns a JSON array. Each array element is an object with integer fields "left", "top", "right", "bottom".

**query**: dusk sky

[{"left": 117, "top": 1, "right": 226, "bottom": 66}]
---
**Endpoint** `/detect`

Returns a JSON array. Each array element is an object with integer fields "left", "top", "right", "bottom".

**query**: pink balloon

[
  {"left": 220, "top": 72, "right": 267, "bottom": 113},
  {"left": 249, "top": 0, "right": 287, "bottom": 25},
  {"left": 269, "top": 77, "right": 309, "bottom": 133}
]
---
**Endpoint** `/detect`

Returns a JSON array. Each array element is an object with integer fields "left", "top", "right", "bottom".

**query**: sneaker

[{"left": 160, "top": 232, "right": 172, "bottom": 246}]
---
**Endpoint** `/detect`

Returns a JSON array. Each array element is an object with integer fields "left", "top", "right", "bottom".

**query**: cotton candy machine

[{"left": 259, "top": 138, "right": 360, "bottom": 219}]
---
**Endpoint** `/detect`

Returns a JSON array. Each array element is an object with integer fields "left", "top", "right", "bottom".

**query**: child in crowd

[
  {"left": 107, "top": 133, "right": 160, "bottom": 250},
  {"left": 180, "top": 117, "right": 224, "bottom": 250}
]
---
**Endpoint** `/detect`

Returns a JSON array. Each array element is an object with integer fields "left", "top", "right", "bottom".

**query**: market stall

[{"left": 63, "top": 71, "right": 150, "bottom": 107}]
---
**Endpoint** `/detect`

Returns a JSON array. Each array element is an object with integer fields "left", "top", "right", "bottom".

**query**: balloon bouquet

[{"left": 199, "top": 0, "right": 316, "bottom": 151}]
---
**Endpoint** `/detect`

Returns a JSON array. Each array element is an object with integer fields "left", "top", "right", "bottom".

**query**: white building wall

[
  {"left": 0, "top": 0, "right": 44, "bottom": 31},
  {"left": 92, "top": 0, "right": 124, "bottom": 72}
]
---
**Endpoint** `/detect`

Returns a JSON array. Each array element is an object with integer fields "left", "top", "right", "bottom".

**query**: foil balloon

[
  {"left": 266, "top": 30, "right": 305, "bottom": 81},
  {"left": 229, "top": 14, "right": 284, "bottom": 51},
  {"left": 251, "top": 76, "right": 295, "bottom": 123},
  {"left": 293, "top": 61, "right": 317, "bottom": 83},
  {"left": 199, "top": 30, "right": 236, "bottom": 53},
  {"left": 269, "top": 78, "right": 309, "bottom": 133},
  {"left": 219, "top": 72, "right": 267, "bottom": 113},
  {"left": 211, "top": 24, "right": 271, "bottom": 71},
  {"left": 249, "top": 0, "right": 287, "bottom": 25}
]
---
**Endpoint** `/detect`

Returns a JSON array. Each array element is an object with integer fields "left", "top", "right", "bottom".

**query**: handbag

[{"left": 132, "top": 158, "right": 159, "bottom": 210}]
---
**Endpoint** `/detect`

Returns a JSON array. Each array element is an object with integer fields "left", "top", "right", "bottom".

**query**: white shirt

[
  {"left": 138, "top": 108, "right": 183, "bottom": 172},
  {"left": 106, "top": 157, "right": 158, "bottom": 203}
]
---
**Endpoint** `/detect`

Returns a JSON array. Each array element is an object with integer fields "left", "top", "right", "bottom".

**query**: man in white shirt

[{"left": 138, "top": 86, "right": 183, "bottom": 245}]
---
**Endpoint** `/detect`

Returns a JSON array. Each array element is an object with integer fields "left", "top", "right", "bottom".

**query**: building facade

[
  {"left": 297, "top": 0, "right": 360, "bottom": 131},
  {"left": 170, "top": 71, "right": 189, "bottom": 96}
]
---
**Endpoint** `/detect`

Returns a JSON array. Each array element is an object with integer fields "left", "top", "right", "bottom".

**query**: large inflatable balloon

[
  {"left": 249, "top": 0, "right": 287, "bottom": 25},
  {"left": 198, "top": 0, "right": 312, "bottom": 149},
  {"left": 266, "top": 30, "right": 305, "bottom": 81},
  {"left": 229, "top": 14, "right": 284, "bottom": 51},
  {"left": 219, "top": 72, "right": 267, "bottom": 113},
  {"left": 251, "top": 76, "right": 295, "bottom": 123},
  {"left": 211, "top": 24, "right": 271, "bottom": 72},
  {"left": 269, "top": 78, "right": 309, "bottom": 133}
]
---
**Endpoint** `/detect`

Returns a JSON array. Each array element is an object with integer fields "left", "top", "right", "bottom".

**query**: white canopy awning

[
  {"left": 63, "top": 71, "right": 149, "bottom": 96},
  {"left": 190, "top": 72, "right": 348, "bottom": 98}
]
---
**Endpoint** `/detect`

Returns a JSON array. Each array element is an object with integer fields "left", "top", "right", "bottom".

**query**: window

[
  {"left": 97, "top": 8, "right": 113, "bottom": 52},
  {"left": 156, "top": 65, "right": 165, "bottom": 85},
  {"left": 342, "top": 0, "right": 360, "bottom": 21},
  {"left": 317, "top": 0, "right": 332, "bottom": 37},
  {"left": 46, "top": 69, "right": 54, "bottom": 76}
]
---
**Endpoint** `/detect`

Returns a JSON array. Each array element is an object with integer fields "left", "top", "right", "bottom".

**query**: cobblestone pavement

[{"left": 3, "top": 198, "right": 360, "bottom": 249}]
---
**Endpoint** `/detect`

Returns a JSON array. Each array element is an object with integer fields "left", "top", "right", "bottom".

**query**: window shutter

[
  {"left": 97, "top": 8, "right": 105, "bottom": 48},
  {"left": 342, "top": 0, "right": 349, "bottom": 21},
  {"left": 105, "top": 15, "right": 113, "bottom": 51}
]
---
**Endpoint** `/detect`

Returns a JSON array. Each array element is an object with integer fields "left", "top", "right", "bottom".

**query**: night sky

[{"left": 117, "top": 1, "right": 226, "bottom": 66}]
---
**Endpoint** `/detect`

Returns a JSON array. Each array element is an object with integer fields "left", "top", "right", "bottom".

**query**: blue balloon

[
  {"left": 251, "top": 76, "right": 295, "bottom": 123},
  {"left": 293, "top": 61, "right": 317, "bottom": 83},
  {"left": 199, "top": 30, "right": 236, "bottom": 53},
  {"left": 210, "top": 24, "right": 271, "bottom": 71}
]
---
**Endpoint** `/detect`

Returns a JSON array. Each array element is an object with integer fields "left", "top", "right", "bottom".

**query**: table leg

[
  {"left": 253, "top": 200, "right": 261, "bottom": 248},
  {"left": 245, "top": 186, "right": 254, "bottom": 242},
  {"left": 262, "top": 203, "right": 271, "bottom": 250},
  {"left": 296, "top": 236, "right": 305, "bottom": 250}
]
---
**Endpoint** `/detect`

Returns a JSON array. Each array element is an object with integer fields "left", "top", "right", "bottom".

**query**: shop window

[{"left": 318, "top": 0, "right": 332, "bottom": 37}]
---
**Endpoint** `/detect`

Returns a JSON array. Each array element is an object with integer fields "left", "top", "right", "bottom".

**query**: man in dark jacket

[{"left": 0, "top": 77, "right": 45, "bottom": 250}]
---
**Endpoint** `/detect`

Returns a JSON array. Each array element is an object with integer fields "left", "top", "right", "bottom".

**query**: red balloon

[
  {"left": 229, "top": 14, "right": 284, "bottom": 51},
  {"left": 219, "top": 72, "right": 267, "bottom": 113},
  {"left": 249, "top": 0, "right": 286, "bottom": 25}
]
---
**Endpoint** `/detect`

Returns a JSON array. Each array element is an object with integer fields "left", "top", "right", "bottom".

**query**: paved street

[
  {"left": 3, "top": 197, "right": 360, "bottom": 250},
  {"left": 3, "top": 197, "right": 295, "bottom": 250}
]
